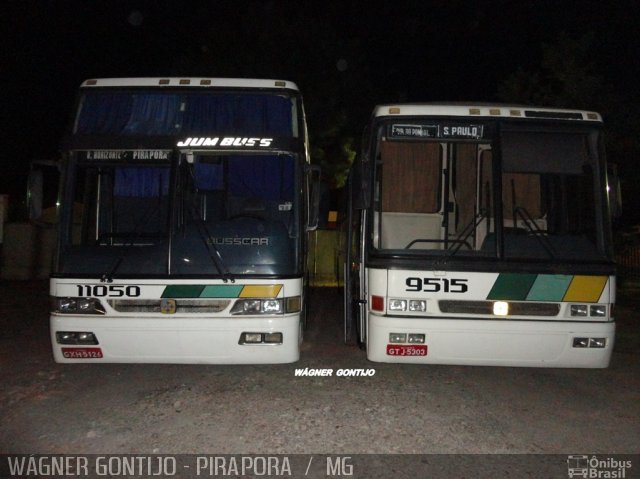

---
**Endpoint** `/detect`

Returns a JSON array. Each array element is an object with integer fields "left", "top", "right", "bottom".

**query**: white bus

[
  {"left": 51, "top": 78, "right": 319, "bottom": 363},
  {"left": 344, "top": 104, "right": 617, "bottom": 367}
]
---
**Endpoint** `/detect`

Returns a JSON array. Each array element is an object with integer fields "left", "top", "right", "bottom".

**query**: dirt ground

[{"left": 0, "top": 280, "right": 638, "bottom": 459}]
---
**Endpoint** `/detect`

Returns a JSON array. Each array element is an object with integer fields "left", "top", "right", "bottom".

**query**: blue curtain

[
  {"left": 115, "top": 168, "right": 170, "bottom": 197},
  {"left": 228, "top": 156, "right": 294, "bottom": 201},
  {"left": 194, "top": 163, "right": 224, "bottom": 190},
  {"left": 76, "top": 92, "right": 293, "bottom": 137},
  {"left": 192, "top": 156, "right": 294, "bottom": 199}
]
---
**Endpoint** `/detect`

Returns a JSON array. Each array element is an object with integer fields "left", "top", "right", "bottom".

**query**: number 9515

[{"left": 405, "top": 277, "right": 468, "bottom": 293}]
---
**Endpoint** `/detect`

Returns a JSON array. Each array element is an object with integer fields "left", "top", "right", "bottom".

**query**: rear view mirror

[
  {"left": 306, "top": 164, "right": 321, "bottom": 231},
  {"left": 607, "top": 164, "right": 622, "bottom": 219}
]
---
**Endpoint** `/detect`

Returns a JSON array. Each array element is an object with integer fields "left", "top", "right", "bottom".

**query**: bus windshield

[
  {"left": 372, "top": 120, "right": 611, "bottom": 262},
  {"left": 58, "top": 153, "right": 302, "bottom": 277}
]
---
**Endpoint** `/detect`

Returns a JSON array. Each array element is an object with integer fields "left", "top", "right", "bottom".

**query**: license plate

[
  {"left": 386, "top": 344, "right": 427, "bottom": 356},
  {"left": 61, "top": 347, "right": 103, "bottom": 359}
]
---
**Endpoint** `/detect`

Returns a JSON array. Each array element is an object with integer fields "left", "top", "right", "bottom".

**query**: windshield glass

[
  {"left": 371, "top": 119, "right": 610, "bottom": 262},
  {"left": 58, "top": 153, "right": 302, "bottom": 277},
  {"left": 172, "top": 154, "right": 300, "bottom": 275},
  {"left": 74, "top": 90, "right": 298, "bottom": 138},
  {"left": 59, "top": 163, "right": 172, "bottom": 276}
]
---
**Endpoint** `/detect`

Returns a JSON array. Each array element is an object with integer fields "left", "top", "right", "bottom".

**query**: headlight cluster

[
  {"left": 230, "top": 296, "right": 301, "bottom": 315},
  {"left": 570, "top": 304, "right": 607, "bottom": 317},
  {"left": 388, "top": 298, "right": 427, "bottom": 312},
  {"left": 52, "top": 297, "right": 106, "bottom": 315}
]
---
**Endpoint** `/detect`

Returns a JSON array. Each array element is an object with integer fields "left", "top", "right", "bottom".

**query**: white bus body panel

[
  {"left": 50, "top": 278, "right": 302, "bottom": 364},
  {"left": 366, "top": 268, "right": 615, "bottom": 368}
]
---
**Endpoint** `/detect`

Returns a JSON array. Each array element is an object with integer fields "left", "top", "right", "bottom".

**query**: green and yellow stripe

[
  {"left": 487, "top": 274, "right": 607, "bottom": 303},
  {"left": 161, "top": 284, "right": 282, "bottom": 299}
]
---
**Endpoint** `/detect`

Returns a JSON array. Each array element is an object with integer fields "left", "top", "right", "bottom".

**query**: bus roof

[
  {"left": 80, "top": 78, "right": 299, "bottom": 91},
  {"left": 372, "top": 103, "right": 602, "bottom": 122}
]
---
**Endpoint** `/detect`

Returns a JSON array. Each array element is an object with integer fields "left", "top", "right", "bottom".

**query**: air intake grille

[
  {"left": 439, "top": 300, "right": 560, "bottom": 316},
  {"left": 108, "top": 299, "right": 230, "bottom": 313}
]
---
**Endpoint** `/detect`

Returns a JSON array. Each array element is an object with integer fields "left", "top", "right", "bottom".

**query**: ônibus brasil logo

[
  {"left": 567, "top": 455, "right": 633, "bottom": 478},
  {"left": 177, "top": 137, "right": 273, "bottom": 147}
]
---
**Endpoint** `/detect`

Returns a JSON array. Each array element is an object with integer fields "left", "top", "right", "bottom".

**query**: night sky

[{"left": 2, "top": 1, "right": 639, "bottom": 223}]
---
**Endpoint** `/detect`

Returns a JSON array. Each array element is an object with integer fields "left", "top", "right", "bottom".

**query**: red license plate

[
  {"left": 386, "top": 344, "right": 427, "bottom": 356},
  {"left": 61, "top": 347, "right": 103, "bottom": 359}
]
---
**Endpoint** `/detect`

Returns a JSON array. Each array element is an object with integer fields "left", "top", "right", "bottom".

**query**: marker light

[
  {"left": 371, "top": 296, "right": 384, "bottom": 312},
  {"left": 286, "top": 296, "right": 302, "bottom": 313},
  {"left": 493, "top": 301, "right": 509, "bottom": 316}
]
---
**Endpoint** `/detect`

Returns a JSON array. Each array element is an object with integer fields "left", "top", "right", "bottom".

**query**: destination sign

[
  {"left": 390, "top": 124, "right": 438, "bottom": 138},
  {"left": 390, "top": 123, "right": 485, "bottom": 140},
  {"left": 82, "top": 150, "right": 171, "bottom": 161}
]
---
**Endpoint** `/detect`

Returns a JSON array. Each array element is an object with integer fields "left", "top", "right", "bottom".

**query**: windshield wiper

[
  {"left": 185, "top": 202, "right": 235, "bottom": 283},
  {"left": 184, "top": 164, "right": 235, "bottom": 283}
]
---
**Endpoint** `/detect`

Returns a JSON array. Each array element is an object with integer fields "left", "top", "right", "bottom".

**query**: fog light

[
  {"left": 56, "top": 331, "right": 77, "bottom": 344},
  {"left": 389, "top": 299, "right": 407, "bottom": 311},
  {"left": 493, "top": 301, "right": 509, "bottom": 316},
  {"left": 76, "top": 332, "right": 97, "bottom": 344},
  {"left": 240, "top": 332, "right": 263, "bottom": 344},
  {"left": 389, "top": 333, "right": 406, "bottom": 343},
  {"left": 264, "top": 332, "right": 283, "bottom": 344},
  {"left": 590, "top": 305, "right": 606, "bottom": 317},
  {"left": 573, "top": 337, "right": 589, "bottom": 348},
  {"left": 56, "top": 331, "right": 99, "bottom": 345},
  {"left": 570, "top": 304, "right": 588, "bottom": 316},
  {"left": 409, "top": 300, "right": 426, "bottom": 312},
  {"left": 589, "top": 338, "right": 606, "bottom": 348},
  {"left": 408, "top": 333, "right": 425, "bottom": 344}
]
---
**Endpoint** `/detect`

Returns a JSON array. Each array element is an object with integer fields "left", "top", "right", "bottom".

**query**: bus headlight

[
  {"left": 262, "top": 299, "right": 282, "bottom": 313},
  {"left": 231, "top": 299, "right": 284, "bottom": 315},
  {"left": 387, "top": 298, "right": 426, "bottom": 313},
  {"left": 52, "top": 297, "right": 106, "bottom": 315},
  {"left": 409, "top": 300, "right": 426, "bottom": 312},
  {"left": 388, "top": 299, "right": 407, "bottom": 311}
]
